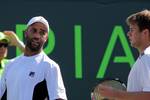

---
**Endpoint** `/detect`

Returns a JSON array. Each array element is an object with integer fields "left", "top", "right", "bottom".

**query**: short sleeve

[
  {"left": 45, "top": 63, "right": 67, "bottom": 100},
  {"left": 140, "top": 56, "right": 150, "bottom": 91}
]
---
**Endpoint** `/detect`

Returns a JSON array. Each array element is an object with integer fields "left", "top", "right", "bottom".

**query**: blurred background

[{"left": 1, "top": 0, "right": 150, "bottom": 99}]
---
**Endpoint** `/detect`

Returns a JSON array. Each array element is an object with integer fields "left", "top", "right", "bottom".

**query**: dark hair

[{"left": 126, "top": 9, "right": 150, "bottom": 32}]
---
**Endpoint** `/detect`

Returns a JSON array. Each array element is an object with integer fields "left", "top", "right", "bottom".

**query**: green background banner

[{"left": 0, "top": 1, "right": 149, "bottom": 99}]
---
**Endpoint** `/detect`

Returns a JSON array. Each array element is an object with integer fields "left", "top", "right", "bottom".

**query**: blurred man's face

[
  {"left": 25, "top": 22, "right": 48, "bottom": 52},
  {"left": 0, "top": 41, "right": 8, "bottom": 59},
  {"left": 127, "top": 23, "right": 143, "bottom": 49}
]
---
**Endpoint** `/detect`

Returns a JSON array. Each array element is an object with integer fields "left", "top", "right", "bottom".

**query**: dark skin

[
  {"left": 25, "top": 22, "right": 65, "bottom": 100},
  {"left": 24, "top": 22, "right": 48, "bottom": 56}
]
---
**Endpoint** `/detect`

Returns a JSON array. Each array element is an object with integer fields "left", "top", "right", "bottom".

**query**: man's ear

[
  {"left": 45, "top": 33, "right": 48, "bottom": 42},
  {"left": 23, "top": 30, "right": 28, "bottom": 37},
  {"left": 142, "top": 29, "right": 150, "bottom": 42}
]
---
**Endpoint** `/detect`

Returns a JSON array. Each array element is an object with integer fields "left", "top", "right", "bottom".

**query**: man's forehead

[
  {"left": 129, "top": 23, "right": 138, "bottom": 28},
  {"left": 27, "top": 16, "right": 49, "bottom": 32},
  {"left": 29, "top": 22, "right": 47, "bottom": 31}
]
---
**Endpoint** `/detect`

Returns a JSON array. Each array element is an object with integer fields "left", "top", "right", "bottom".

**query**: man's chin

[
  {"left": 27, "top": 45, "right": 40, "bottom": 52},
  {"left": 130, "top": 44, "right": 134, "bottom": 47},
  {"left": 30, "top": 47, "right": 41, "bottom": 52},
  {"left": 130, "top": 43, "right": 137, "bottom": 48},
  {"left": 130, "top": 42, "right": 134, "bottom": 47}
]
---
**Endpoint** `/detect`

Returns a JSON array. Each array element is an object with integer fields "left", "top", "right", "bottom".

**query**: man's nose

[
  {"left": 127, "top": 31, "right": 131, "bottom": 37},
  {"left": 32, "top": 32, "right": 41, "bottom": 38}
]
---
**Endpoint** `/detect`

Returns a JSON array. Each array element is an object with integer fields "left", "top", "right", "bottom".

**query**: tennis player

[
  {"left": 0, "top": 16, "right": 67, "bottom": 100},
  {"left": 99, "top": 9, "right": 150, "bottom": 100}
]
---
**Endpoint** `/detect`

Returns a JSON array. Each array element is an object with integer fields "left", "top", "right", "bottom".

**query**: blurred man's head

[
  {"left": 0, "top": 32, "right": 9, "bottom": 60},
  {"left": 126, "top": 9, "right": 150, "bottom": 32},
  {"left": 24, "top": 16, "right": 49, "bottom": 52},
  {"left": 126, "top": 10, "right": 150, "bottom": 52}
]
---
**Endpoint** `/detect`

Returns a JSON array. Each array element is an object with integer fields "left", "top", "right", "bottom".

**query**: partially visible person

[
  {"left": 4, "top": 31, "right": 25, "bottom": 52},
  {"left": 99, "top": 9, "right": 150, "bottom": 100},
  {"left": 0, "top": 16, "right": 67, "bottom": 100},
  {"left": 0, "top": 31, "right": 25, "bottom": 76}
]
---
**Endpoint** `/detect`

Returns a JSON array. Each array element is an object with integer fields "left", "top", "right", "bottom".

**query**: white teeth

[{"left": 32, "top": 41, "right": 39, "bottom": 46}]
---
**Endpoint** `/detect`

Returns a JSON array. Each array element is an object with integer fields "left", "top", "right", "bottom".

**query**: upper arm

[
  {"left": 45, "top": 63, "right": 67, "bottom": 100},
  {"left": 139, "top": 57, "right": 150, "bottom": 91}
]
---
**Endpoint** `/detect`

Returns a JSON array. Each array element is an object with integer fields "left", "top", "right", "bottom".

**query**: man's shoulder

[
  {"left": 139, "top": 54, "right": 150, "bottom": 68},
  {"left": 3, "top": 55, "right": 23, "bottom": 73},
  {"left": 141, "top": 54, "right": 150, "bottom": 60},
  {"left": 41, "top": 52, "right": 59, "bottom": 68},
  {"left": 6, "top": 55, "right": 23, "bottom": 66}
]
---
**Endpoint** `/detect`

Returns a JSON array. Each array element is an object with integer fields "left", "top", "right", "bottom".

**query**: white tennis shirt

[
  {"left": 127, "top": 46, "right": 150, "bottom": 92},
  {"left": 0, "top": 51, "right": 67, "bottom": 100}
]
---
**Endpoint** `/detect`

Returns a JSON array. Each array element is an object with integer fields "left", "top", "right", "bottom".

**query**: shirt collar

[
  {"left": 143, "top": 45, "right": 150, "bottom": 55},
  {"left": 139, "top": 45, "right": 150, "bottom": 58}
]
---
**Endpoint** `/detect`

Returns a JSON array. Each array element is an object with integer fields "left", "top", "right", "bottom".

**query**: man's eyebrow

[
  {"left": 129, "top": 27, "right": 134, "bottom": 29},
  {"left": 40, "top": 28, "right": 47, "bottom": 32}
]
